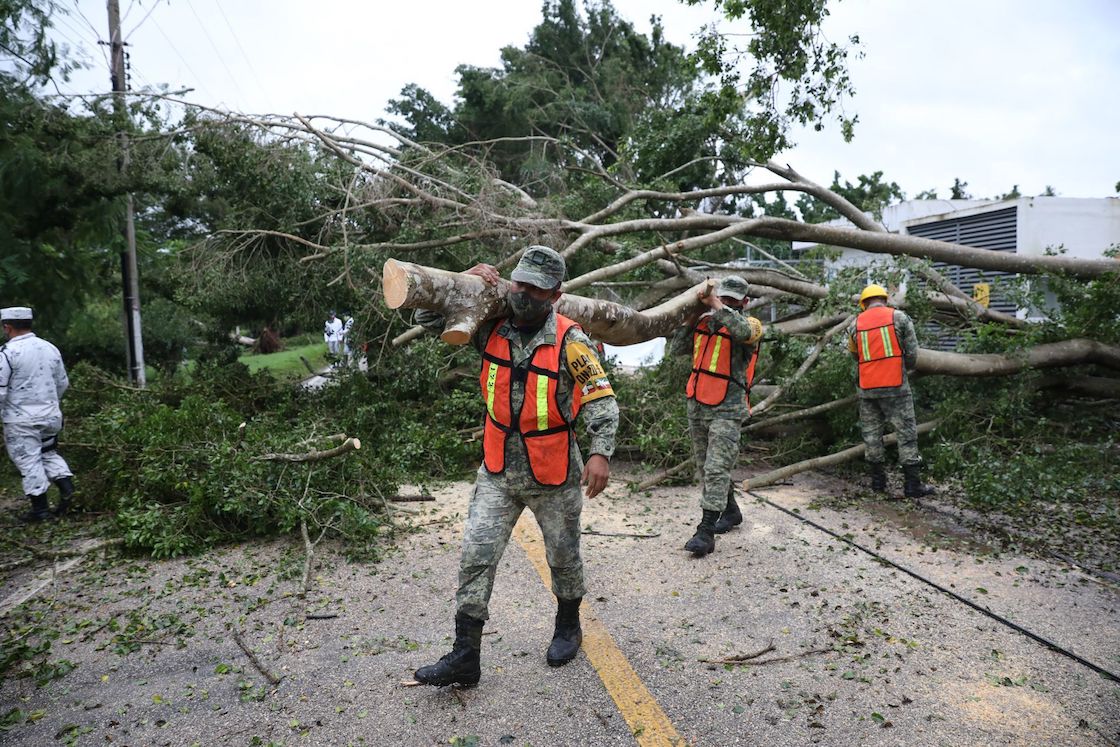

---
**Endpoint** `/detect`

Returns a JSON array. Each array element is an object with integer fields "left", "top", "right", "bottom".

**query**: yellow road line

[{"left": 512, "top": 516, "right": 685, "bottom": 746}]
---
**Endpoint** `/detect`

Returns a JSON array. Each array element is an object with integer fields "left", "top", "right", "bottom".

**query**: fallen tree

[
  {"left": 172, "top": 107, "right": 1117, "bottom": 515},
  {"left": 383, "top": 258, "right": 723, "bottom": 346},
  {"left": 744, "top": 421, "right": 940, "bottom": 491},
  {"left": 917, "top": 339, "right": 1120, "bottom": 376}
]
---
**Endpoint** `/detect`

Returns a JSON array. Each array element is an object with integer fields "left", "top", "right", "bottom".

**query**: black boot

[
  {"left": 868, "top": 462, "right": 887, "bottom": 494},
  {"left": 53, "top": 477, "right": 75, "bottom": 517},
  {"left": 546, "top": 597, "right": 583, "bottom": 667},
  {"left": 414, "top": 612, "right": 484, "bottom": 687},
  {"left": 903, "top": 463, "right": 935, "bottom": 499},
  {"left": 713, "top": 485, "right": 743, "bottom": 534},
  {"left": 684, "top": 510, "right": 719, "bottom": 556},
  {"left": 21, "top": 493, "right": 51, "bottom": 523}
]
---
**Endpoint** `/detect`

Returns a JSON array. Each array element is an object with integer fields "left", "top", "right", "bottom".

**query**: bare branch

[{"left": 255, "top": 437, "right": 362, "bottom": 463}]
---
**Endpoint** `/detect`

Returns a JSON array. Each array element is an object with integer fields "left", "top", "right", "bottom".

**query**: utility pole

[{"left": 107, "top": 0, "right": 146, "bottom": 386}]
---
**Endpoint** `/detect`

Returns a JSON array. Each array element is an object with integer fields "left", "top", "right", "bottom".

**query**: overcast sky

[{"left": 49, "top": 0, "right": 1119, "bottom": 200}]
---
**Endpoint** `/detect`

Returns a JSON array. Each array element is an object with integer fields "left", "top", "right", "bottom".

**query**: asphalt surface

[{"left": 1, "top": 466, "right": 1118, "bottom": 746}]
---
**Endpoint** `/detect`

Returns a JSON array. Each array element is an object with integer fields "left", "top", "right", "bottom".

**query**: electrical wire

[
  {"left": 147, "top": 13, "right": 211, "bottom": 102},
  {"left": 126, "top": 57, "right": 156, "bottom": 92},
  {"left": 125, "top": 0, "right": 166, "bottom": 41},
  {"left": 747, "top": 489, "right": 1120, "bottom": 684},
  {"left": 70, "top": 0, "right": 105, "bottom": 45},
  {"left": 181, "top": 0, "right": 246, "bottom": 106},
  {"left": 209, "top": 0, "right": 267, "bottom": 95},
  {"left": 52, "top": 11, "right": 107, "bottom": 67},
  {"left": 61, "top": 2, "right": 111, "bottom": 69}
]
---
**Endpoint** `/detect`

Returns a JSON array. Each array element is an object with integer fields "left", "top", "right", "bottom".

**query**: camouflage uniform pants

[
  {"left": 456, "top": 467, "right": 585, "bottom": 621},
  {"left": 687, "top": 404, "right": 744, "bottom": 512},
  {"left": 858, "top": 396, "right": 921, "bottom": 466},
  {"left": 3, "top": 419, "right": 71, "bottom": 496}
]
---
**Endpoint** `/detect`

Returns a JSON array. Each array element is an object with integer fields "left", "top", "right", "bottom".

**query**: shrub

[{"left": 65, "top": 341, "right": 481, "bottom": 558}]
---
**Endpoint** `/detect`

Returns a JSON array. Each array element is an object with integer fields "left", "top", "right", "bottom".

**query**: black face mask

[{"left": 509, "top": 291, "right": 553, "bottom": 324}]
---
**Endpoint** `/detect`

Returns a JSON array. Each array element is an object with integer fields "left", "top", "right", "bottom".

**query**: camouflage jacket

[
  {"left": 669, "top": 307, "right": 759, "bottom": 420},
  {"left": 415, "top": 309, "right": 619, "bottom": 488}
]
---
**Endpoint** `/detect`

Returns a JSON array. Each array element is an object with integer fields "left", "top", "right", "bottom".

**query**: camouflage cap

[
  {"left": 510, "top": 245, "right": 565, "bottom": 289},
  {"left": 716, "top": 275, "right": 750, "bottom": 301}
]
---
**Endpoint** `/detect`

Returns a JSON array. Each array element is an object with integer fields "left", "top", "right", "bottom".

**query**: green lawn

[{"left": 238, "top": 342, "right": 329, "bottom": 380}]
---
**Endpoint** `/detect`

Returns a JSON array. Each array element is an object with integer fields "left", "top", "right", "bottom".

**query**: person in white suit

[
  {"left": 0, "top": 307, "right": 75, "bottom": 522},
  {"left": 323, "top": 310, "right": 344, "bottom": 358}
]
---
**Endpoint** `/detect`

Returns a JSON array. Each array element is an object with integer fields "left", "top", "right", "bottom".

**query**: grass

[{"left": 238, "top": 342, "right": 329, "bottom": 380}]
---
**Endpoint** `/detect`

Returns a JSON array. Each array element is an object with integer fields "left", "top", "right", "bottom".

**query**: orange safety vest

[
  {"left": 685, "top": 316, "right": 760, "bottom": 410},
  {"left": 855, "top": 306, "right": 904, "bottom": 389},
  {"left": 480, "top": 315, "right": 582, "bottom": 486}
]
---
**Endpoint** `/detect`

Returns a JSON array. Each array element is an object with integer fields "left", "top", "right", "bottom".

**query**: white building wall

[
  {"left": 797, "top": 197, "right": 1120, "bottom": 266},
  {"left": 1014, "top": 197, "right": 1120, "bottom": 260}
]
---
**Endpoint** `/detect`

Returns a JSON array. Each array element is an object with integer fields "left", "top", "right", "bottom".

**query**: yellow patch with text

[{"left": 566, "top": 340, "right": 615, "bottom": 402}]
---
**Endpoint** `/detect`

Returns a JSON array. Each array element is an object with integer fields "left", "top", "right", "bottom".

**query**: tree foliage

[
  {"left": 686, "top": 0, "right": 861, "bottom": 154},
  {"left": 3, "top": 0, "right": 1116, "bottom": 570},
  {"left": 63, "top": 342, "right": 481, "bottom": 557},
  {"left": 389, "top": 0, "right": 715, "bottom": 190},
  {"left": 796, "top": 170, "right": 905, "bottom": 223},
  {"left": 0, "top": 0, "right": 76, "bottom": 86}
]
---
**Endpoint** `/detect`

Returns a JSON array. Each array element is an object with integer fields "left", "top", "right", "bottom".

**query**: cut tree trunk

[{"left": 383, "top": 259, "right": 727, "bottom": 346}]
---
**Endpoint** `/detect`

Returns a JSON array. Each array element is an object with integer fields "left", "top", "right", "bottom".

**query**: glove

[{"left": 746, "top": 316, "right": 765, "bottom": 345}]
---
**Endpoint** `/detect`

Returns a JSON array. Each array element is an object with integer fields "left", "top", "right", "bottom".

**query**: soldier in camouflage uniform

[
  {"left": 0, "top": 307, "right": 75, "bottom": 522},
  {"left": 847, "top": 284, "right": 934, "bottom": 499},
  {"left": 412, "top": 246, "right": 619, "bottom": 687},
  {"left": 669, "top": 276, "right": 763, "bottom": 557}
]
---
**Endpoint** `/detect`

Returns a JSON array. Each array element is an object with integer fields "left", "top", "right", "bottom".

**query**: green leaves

[
  {"left": 686, "top": 0, "right": 861, "bottom": 158},
  {"left": 391, "top": 0, "right": 712, "bottom": 190}
]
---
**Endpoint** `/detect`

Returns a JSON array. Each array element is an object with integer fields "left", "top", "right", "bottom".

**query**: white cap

[{"left": 0, "top": 307, "right": 32, "bottom": 321}]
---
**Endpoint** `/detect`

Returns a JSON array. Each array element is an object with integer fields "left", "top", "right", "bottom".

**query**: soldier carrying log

[
  {"left": 409, "top": 246, "right": 620, "bottom": 687},
  {"left": 669, "top": 277, "right": 764, "bottom": 557}
]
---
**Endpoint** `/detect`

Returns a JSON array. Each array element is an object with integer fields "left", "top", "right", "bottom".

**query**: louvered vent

[{"left": 907, "top": 207, "right": 1018, "bottom": 349}]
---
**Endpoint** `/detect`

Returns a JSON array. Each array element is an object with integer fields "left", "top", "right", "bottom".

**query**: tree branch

[{"left": 255, "top": 438, "right": 361, "bottom": 463}]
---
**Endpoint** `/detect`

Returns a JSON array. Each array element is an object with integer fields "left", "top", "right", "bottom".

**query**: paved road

[{"left": 2, "top": 468, "right": 1117, "bottom": 746}]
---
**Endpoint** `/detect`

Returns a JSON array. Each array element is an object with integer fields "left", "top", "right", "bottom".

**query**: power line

[
  {"left": 125, "top": 0, "right": 166, "bottom": 41},
  {"left": 70, "top": 0, "right": 105, "bottom": 45},
  {"left": 52, "top": 12, "right": 108, "bottom": 68},
  {"left": 750, "top": 490, "right": 1120, "bottom": 684},
  {"left": 49, "top": 25, "right": 93, "bottom": 58},
  {"left": 181, "top": 0, "right": 247, "bottom": 107},
  {"left": 126, "top": 56, "right": 156, "bottom": 92},
  {"left": 63, "top": 1, "right": 112, "bottom": 69},
  {"left": 147, "top": 13, "right": 211, "bottom": 102},
  {"left": 209, "top": 0, "right": 268, "bottom": 97}
]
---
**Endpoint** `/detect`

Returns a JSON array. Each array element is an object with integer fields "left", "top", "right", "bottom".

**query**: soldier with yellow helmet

[{"left": 847, "top": 284, "right": 934, "bottom": 498}]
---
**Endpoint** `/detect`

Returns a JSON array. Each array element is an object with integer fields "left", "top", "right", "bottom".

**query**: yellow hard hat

[{"left": 859, "top": 284, "right": 889, "bottom": 308}]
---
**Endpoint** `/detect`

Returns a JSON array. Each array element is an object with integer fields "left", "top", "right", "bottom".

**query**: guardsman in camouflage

[
  {"left": 0, "top": 307, "right": 75, "bottom": 522},
  {"left": 847, "top": 284, "right": 934, "bottom": 499},
  {"left": 670, "top": 276, "right": 764, "bottom": 557},
  {"left": 412, "top": 246, "right": 619, "bottom": 687}
]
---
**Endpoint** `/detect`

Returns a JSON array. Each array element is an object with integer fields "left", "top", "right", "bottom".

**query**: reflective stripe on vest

[
  {"left": 685, "top": 317, "right": 759, "bottom": 409},
  {"left": 855, "top": 306, "right": 904, "bottom": 389},
  {"left": 479, "top": 315, "right": 581, "bottom": 486}
]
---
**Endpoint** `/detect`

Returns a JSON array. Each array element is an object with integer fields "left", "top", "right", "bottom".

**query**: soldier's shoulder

[
  {"left": 562, "top": 324, "right": 596, "bottom": 348},
  {"left": 893, "top": 309, "right": 915, "bottom": 324}
]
